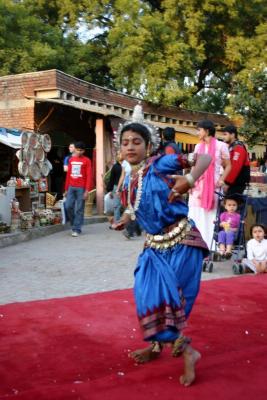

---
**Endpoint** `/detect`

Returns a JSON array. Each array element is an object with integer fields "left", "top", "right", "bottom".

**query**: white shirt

[{"left": 246, "top": 238, "right": 267, "bottom": 261}]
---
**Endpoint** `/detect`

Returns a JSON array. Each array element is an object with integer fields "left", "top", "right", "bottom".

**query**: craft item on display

[
  {"left": 16, "top": 149, "right": 23, "bottom": 161},
  {"left": 0, "top": 222, "right": 11, "bottom": 234},
  {"left": 40, "top": 159, "right": 52, "bottom": 177},
  {"left": 35, "top": 146, "right": 45, "bottom": 162},
  {"left": 20, "top": 212, "right": 34, "bottom": 230},
  {"left": 41, "top": 134, "right": 52, "bottom": 152},
  {"left": 38, "top": 177, "right": 48, "bottom": 193},
  {"left": 7, "top": 177, "right": 17, "bottom": 186},
  {"left": 45, "top": 192, "right": 57, "bottom": 208},
  {"left": 29, "top": 133, "right": 39, "bottom": 149},
  {"left": 23, "top": 147, "right": 34, "bottom": 165},
  {"left": 10, "top": 198, "right": 21, "bottom": 232},
  {"left": 39, "top": 209, "right": 55, "bottom": 225},
  {"left": 29, "top": 162, "right": 41, "bottom": 181},
  {"left": 18, "top": 161, "right": 29, "bottom": 177},
  {"left": 21, "top": 131, "right": 30, "bottom": 147},
  {"left": 19, "top": 131, "right": 52, "bottom": 180},
  {"left": 30, "top": 182, "right": 38, "bottom": 197}
]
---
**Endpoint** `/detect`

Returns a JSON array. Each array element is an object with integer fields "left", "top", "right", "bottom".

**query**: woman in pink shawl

[{"left": 188, "top": 120, "right": 231, "bottom": 249}]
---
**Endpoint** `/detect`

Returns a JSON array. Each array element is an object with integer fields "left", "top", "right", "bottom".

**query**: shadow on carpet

[{"left": 0, "top": 275, "right": 267, "bottom": 400}]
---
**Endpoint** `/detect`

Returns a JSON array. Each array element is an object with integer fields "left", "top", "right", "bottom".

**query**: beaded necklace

[{"left": 127, "top": 162, "right": 145, "bottom": 220}]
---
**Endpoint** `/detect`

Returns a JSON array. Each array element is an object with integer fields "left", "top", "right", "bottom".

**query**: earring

[{"left": 146, "top": 149, "right": 150, "bottom": 157}]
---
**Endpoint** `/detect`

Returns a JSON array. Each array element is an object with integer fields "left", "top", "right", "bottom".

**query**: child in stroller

[
  {"left": 203, "top": 192, "right": 247, "bottom": 273},
  {"left": 218, "top": 198, "right": 240, "bottom": 259}
]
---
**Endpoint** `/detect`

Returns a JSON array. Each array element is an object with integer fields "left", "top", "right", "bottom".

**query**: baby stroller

[{"left": 202, "top": 191, "right": 249, "bottom": 273}]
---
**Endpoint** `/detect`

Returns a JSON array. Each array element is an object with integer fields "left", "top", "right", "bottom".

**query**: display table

[
  {"left": 15, "top": 187, "right": 31, "bottom": 212},
  {"left": 250, "top": 175, "right": 267, "bottom": 184}
]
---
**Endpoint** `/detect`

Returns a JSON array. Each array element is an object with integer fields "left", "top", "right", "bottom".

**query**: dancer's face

[
  {"left": 252, "top": 226, "right": 265, "bottom": 242},
  {"left": 120, "top": 130, "right": 147, "bottom": 165}
]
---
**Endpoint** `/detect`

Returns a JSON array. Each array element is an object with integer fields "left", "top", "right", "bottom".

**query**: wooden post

[{"left": 95, "top": 119, "right": 104, "bottom": 214}]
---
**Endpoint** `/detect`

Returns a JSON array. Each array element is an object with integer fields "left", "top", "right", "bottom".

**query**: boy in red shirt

[{"left": 65, "top": 141, "right": 93, "bottom": 236}]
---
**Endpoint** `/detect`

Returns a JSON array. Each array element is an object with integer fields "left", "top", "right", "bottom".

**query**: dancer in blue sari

[{"left": 113, "top": 106, "right": 211, "bottom": 386}]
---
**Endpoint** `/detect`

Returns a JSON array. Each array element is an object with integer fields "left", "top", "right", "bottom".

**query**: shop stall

[{"left": 0, "top": 128, "right": 63, "bottom": 233}]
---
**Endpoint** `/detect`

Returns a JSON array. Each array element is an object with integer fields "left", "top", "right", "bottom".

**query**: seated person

[
  {"left": 218, "top": 198, "right": 240, "bottom": 258},
  {"left": 242, "top": 224, "right": 267, "bottom": 273}
]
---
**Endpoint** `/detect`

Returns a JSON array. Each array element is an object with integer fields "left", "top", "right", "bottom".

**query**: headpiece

[{"left": 113, "top": 103, "right": 161, "bottom": 153}]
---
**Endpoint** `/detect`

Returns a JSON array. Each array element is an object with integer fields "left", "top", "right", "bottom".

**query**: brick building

[{"left": 0, "top": 69, "right": 230, "bottom": 213}]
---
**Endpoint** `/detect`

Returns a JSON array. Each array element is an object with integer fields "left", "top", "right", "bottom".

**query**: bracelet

[
  {"left": 184, "top": 173, "right": 195, "bottom": 188},
  {"left": 124, "top": 209, "right": 131, "bottom": 215},
  {"left": 187, "top": 153, "right": 197, "bottom": 167}
]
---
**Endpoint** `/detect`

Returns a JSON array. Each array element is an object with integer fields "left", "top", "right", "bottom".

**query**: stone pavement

[{"left": 0, "top": 222, "right": 238, "bottom": 305}]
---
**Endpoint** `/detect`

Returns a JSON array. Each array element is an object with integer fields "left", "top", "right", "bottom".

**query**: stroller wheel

[
  {"left": 202, "top": 261, "right": 207, "bottom": 272},
  {"left": 207, "top": 262, "right": 213, "bottom": 273}
]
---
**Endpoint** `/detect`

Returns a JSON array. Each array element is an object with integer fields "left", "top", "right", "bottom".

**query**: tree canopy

[{"left": 0, "top": 0, "right": 266, "bottom": 142}]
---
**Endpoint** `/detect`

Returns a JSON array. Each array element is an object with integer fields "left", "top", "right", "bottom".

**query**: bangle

[
  {"left": 124, "top": 209, "right": 131, "bottom": 215},
  {"left": 188, "top": 153, "right": 197, "bottom": 167},
  {"left": 184, "top": 173, "right": 195, "bottom": 188}
]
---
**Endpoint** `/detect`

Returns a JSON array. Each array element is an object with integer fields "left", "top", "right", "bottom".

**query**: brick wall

[
  {"left": 0, "top": 70, "right": 57, "bottom": 130},
  {"left": 0, "top": 107, "right": 34, "bottom": 130}
]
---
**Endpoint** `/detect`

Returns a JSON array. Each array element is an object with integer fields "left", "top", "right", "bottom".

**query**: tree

[
  {"left": 106, "top": 0, "right": 267, "bottom": 107},
  {"left": 1, "top": 0, "right": 266, "bottom": 141},
  {"left": 0, "top": 0, "right": 63, "bottom": 75},
  {"left": 226, "top": 66, "right": 267, "bottom": 146},
  {"left": 0, "top": 0, "right": 114, "bottom": 86}
]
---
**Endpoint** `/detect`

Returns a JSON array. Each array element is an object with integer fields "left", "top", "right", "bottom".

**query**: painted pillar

[{"left": 95, "top": 118, "right": 104, "bottom": 214}]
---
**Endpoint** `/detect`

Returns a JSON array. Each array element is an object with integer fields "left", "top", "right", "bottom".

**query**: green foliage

[
  {"left": 0, "top": 0, "right": 112, "bottom": 86},
  {"left": 106, "top": 0, "right": 267, "bottom": 106},
  {"left": 227, "top": 67, "right": 267, "bottom": 145},
  {"left": 0, "top": 0, "right": 266, "bottom": 144},
  {"left": 0, "top": 0, "right": 63, "bottom": 74}
]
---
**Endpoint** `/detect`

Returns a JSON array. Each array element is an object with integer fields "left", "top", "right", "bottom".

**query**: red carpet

[{"left": 0, "top": 275, "right": 267, "bottom": 400}]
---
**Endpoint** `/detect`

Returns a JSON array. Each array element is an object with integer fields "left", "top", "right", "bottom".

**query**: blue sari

[{"left": 133, "top": 155, "right": 208, "bottom": 342}]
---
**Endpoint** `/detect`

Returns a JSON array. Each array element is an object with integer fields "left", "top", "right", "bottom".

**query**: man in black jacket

[{"left": 223, "top": 125, "right": 250, "bottom": 196}]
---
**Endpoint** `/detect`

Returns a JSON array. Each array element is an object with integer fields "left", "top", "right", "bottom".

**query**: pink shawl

[{"left": 197, "top": 137, "right": 216, "bottom": 210}]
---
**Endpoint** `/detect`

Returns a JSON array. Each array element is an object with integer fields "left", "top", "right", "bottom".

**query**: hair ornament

[{"left": 113, "top": 103, "right": 161, "bottom": 153}]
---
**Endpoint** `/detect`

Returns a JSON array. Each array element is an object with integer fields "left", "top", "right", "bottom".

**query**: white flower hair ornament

[{"left": 113, "top": 103, "right": 161, "bottom": 154}]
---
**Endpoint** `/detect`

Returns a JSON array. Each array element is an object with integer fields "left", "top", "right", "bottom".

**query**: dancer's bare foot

[
  {"left": 179, "top": 345, "right": 201, "bottom": 387},
  {"left": 129, "top": 344, "right": 162, "bottom": 364}
]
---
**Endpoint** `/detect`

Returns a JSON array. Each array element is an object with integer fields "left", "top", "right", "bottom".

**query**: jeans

[
  {"left": 65, "top": 186, "right": 85, "bottom": 233},
  {"left": 113, "top": 192, "right": 122, "bottom": 222}
]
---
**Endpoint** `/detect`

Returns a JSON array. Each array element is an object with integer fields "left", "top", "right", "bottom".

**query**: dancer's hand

[
  {"left": 111, "top": 213, "right": 131, "bottom": 230},
  {"left": 167, "top": 175, "right": 190, "bottom": 203}
]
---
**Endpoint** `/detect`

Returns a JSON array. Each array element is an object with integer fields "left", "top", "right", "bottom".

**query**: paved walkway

[{"left": 0, "top": 222, "right": 236, "bottom": 305}]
